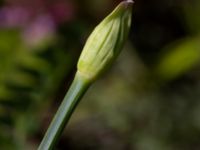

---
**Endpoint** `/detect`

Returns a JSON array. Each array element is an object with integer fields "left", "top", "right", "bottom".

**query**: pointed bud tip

[
  {"left": 121, "top": 0, "right": 134, "bottom": 9},
  {"left": 77, "top": 0, "right": 133, "bottom": 81},
  {"left": 126, "top": 0, "right": 134, "bottom": 3}
]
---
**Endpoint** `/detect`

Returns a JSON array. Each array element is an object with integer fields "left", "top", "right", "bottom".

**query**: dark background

[{"left": 0, "top": 0, "right": 200, "bottom": 149}]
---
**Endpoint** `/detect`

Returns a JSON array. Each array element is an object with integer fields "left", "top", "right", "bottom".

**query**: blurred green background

[{"left": 0, "top": 0, "right": 200, "bottom": 149}]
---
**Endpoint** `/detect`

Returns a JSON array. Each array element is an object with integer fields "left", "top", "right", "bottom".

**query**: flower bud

[{"left": 77, "top": 0, "right": 133, "bottom": 81}]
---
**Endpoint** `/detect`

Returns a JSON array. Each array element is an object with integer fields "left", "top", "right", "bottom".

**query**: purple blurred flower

[
  {"left": 4, "top": 0, "right": 76, "bottom": 24},
  {"left": 0, "top": 6, "right": 30, "bottom": 28},
  {"left": 0, "top": 0, "right": 76, "bottom": 47},
  {"left": 22, "top": 15, "right": 56, "bottom": 48},
  {"left": 48, "top": 1, "right": 76, "bottom": 24}
]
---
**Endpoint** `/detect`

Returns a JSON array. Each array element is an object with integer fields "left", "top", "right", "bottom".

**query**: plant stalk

[{"left": 38, "top": 72, "right": 91, "bottom": 150}]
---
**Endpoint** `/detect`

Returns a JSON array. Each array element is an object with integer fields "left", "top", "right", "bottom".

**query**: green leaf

[{"left": 155, "top": 37, "right": 200, "bottom": 81}]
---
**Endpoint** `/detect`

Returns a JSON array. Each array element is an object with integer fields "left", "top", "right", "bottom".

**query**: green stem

[{"left": 38, "top": 72, "right": 91, "bottom": 150}]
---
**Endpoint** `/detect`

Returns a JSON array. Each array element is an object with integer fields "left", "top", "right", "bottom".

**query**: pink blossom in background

[
  {"left": 0, "top": 0, "right": 77, "bottom": 47},
  {"left": 0, "top": 6, "right": 30, "bottom": 28},
  {"left": 48, "top": 1, "right": 76, "bottom": 24},
  {"left": 4, "top": 0, "right": 76, "bottom": 24},
  {"left": 22, "top": 15, "right": 56, "bottom": 48}
]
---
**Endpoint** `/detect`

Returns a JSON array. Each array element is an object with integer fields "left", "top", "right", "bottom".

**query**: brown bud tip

[
  {"left": 126, "top": 0, "right": 134, "bottom": 3},
  {"left": 121, "top": 0, "right": 134, "bottom": 9}
]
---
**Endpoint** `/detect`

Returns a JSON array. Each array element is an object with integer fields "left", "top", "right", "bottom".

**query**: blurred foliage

[
  {"left": 0, "top": 28, "right": 75, "bottom": 149},
  {"left": 183, "top": 0, "right": 200, "bottom": 34},
  {"left": 155, "top": 37, "right": 200, "bottom": 81},
  {"left": 0, "top": 0, "right": 200, "bottom": 150}
]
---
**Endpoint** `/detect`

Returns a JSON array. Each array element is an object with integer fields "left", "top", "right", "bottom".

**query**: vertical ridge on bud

[{"left": 77, "top": 0, "right": 133, "bottom": 81}]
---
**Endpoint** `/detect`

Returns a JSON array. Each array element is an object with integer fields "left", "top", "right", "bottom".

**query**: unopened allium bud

[
  {"left": 77, "top": 0, "right": 133, "bottom": 81},
  {"left": 38, "top": 2, "right": 133, "bottom": 149}
]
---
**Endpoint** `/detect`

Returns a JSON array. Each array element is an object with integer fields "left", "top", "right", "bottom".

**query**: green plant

[
  {"left": 0, "top": 28, "right": 75, "bottom": 149},
  {"left": 38, "top": 1, "right": 133, "bottom": 149}
]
